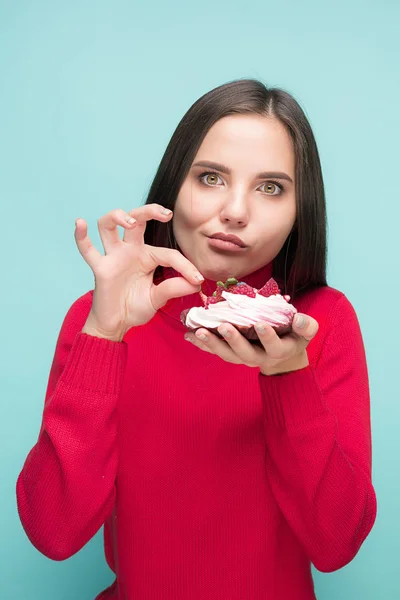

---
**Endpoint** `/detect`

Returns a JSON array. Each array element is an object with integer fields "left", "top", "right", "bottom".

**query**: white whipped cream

[{"left": 185, "top": 290, "right": 297, "bottom": 329}]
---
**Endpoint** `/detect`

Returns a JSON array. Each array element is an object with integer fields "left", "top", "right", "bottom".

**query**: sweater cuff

[
  {"left": 259, "top": 365, "right": 330, "bottom": 429},
  {"left": 59, "top": 332, "right": 128, "bottom": 397}
]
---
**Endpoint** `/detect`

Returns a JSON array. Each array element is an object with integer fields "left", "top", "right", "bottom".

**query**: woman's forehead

[{"left": 194, "top": 114, "right": 295, "bottom": 177}]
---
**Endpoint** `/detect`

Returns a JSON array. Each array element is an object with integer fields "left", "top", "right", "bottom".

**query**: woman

[{"left": 16, "top": 79, "right": 377, "bottom": 600}]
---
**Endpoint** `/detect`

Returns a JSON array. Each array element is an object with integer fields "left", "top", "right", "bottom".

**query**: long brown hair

[{"left": 143, "top": 78, "right": 327, "bottom": 300}]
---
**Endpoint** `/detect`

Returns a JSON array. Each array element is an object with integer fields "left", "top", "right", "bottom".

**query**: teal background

[{"left": 1, "top": 1, "right": 398, "bottom": 598}]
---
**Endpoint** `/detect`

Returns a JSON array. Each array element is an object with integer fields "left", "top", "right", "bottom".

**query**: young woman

[{"left": 16, "top": 79, "right": 377, "bottom": 600}]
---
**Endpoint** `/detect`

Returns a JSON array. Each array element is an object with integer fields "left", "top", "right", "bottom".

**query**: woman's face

[{"left": 173, "top": 114, "right": 296, "bottom": 282}]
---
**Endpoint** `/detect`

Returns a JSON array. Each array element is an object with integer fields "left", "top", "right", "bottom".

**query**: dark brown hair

[{"left": 143, "top": 78, "right": 327, "bottom": 300}]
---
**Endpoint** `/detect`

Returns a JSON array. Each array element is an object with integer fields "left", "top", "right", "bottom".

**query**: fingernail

[
  {"left": 197, "top": 333, "right": 208, "bottom": 341},
  {"left": 161, "top": 207, "right": 172, "bottom": 215},
  {"left": 255, "top": 323, "right": 266, "bottom": 333},
  {"left": 195, "top": 273, "right": 204, "bottom": 282},
  {"left": 295, "top": 314, "right": 306, "bottom": 328},
  {"left": 220, "top": 327, "right": 230, "bottom": 338}
]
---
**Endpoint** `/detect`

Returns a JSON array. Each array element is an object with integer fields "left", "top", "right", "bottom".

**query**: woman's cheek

[{"left": 184, "top": 197, "right": 217, "bottom": 224}]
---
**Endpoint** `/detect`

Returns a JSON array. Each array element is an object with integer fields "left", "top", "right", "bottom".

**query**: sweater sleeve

[
  {"left": 16, "top": 292, "right": 128, "bottom": 561},
  {"left": 258, "top": 294, "right": 377, "bottom": 573}
]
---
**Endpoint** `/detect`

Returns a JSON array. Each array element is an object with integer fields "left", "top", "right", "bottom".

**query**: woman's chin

[
  {"left": 180, "top": 246, "right": 250, "bottom": 282},
  {"left": 196, "top": 264, "right": 244, "bottom": 282}
]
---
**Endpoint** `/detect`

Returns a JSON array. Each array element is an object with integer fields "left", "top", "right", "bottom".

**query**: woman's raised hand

[{"left": 75, "top": 204, "right": 204, "bottom": 341}]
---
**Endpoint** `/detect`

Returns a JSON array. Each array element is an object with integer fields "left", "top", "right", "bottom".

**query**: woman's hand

[
  {"left": 184, "top": 314, "right": 319, "bottom": 375},
  {"left": 75, "top": 205, "right": 204, "bottom": 341}
]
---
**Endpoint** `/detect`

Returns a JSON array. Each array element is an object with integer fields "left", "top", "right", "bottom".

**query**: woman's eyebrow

[{"left": 192, "top": 160, "right": 293, "bottom": 183}]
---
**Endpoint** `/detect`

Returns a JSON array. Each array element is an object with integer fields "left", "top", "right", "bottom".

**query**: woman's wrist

[
  {"left": 260, "top": 350, "right": 309, "bottom": 376},
  {"left": 81, "top": 325, "right": 124, "bottom": 342}
]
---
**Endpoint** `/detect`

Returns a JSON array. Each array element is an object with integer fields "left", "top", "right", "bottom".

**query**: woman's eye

[
  {"left": 199, "top": 172, "right": 223, "bottom": 186},
  {"left": 198, "top": 173, "right": 283, "bottom": 196},
  {"left": 259, "top": 182, "right": 283, "bottom": 196}
]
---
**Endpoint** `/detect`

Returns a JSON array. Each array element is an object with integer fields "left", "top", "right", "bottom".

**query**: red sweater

[{"left": 16, "top": 261, "right": 377, "bottom": 600}]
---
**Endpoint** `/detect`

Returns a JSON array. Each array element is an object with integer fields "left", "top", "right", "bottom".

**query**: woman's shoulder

[
  {"left": 296, "top": 282, "right": 361, "bottom": 333},
  {"left": 296, "top": 283, "right": 352, "bottom": 318}
]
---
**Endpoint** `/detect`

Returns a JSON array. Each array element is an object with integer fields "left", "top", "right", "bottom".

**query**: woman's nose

[{"left": 219, "top": 193, "right": 250, "bottom": 226}]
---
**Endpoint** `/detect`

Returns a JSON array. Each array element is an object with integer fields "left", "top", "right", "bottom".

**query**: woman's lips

[{"left": 208, "top": 237, "right": 247, "bottom": 252}]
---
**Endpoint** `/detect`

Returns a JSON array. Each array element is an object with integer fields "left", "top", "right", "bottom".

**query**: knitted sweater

[{"left": 16, "top": 261, "right": 377, "bottom": 599}]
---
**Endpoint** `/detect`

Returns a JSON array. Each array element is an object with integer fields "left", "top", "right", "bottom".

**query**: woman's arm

[
  {"left": 259, "top": 294, "right": 377, "bottom": 572},
  {"left": 16, "top": 292, "right": 127, "bottom": 560}
]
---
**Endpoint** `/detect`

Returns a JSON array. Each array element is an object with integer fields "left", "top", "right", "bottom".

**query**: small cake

[{"left": 180, "top": 277, "right": 297, "bottom": 343}]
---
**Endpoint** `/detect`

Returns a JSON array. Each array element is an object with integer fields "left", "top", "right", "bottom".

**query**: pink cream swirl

[{"left": 185, "top": 290, "right": 297, "bottom": 330}]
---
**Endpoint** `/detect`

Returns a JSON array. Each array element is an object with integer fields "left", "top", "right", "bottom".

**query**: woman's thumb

[{"left": 151, "top": 277, "right": 201, "bottom": 310}]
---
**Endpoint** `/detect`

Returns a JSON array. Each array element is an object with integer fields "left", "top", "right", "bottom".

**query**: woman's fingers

[
  {"left": 149, "top": 245, "right": 204, "bottom": 308},
  {"left": 216, "top": 324, "right": 263, "bottom": 365},
  {"left": 96, "top": 204, "right": 173, "bottom": 255},
  {"left": 291, "top": 313, "right": 319, "bottom": 342},
  {"left": 185, "top": 328, "right": 243, "bottom": 364},
  {"left": 74, "top": 218, "right": 102, "bottom": 270},
  {"left": 255, "top": 314, "right": 318, "bottom": 358},
  {"left": 152, "top": 278, "right": 201, "bottom": 310},
  {"left": 253, "top": 322, "right": 286, "bottom": 358},
  {"left": 75, "top": 204, "right": 203, "bottom": 301},
  {"left": 185, "top": 316, "right": 320, "bottom": 371},
  {"left": 97, "top": 209, "right": 137, "bottom": 254},
  {"left": 148, "top": 245, "right": 204, "bottom": 283},
  {"left": 123, "top": 204, "right": 173, "bottom": 245}
]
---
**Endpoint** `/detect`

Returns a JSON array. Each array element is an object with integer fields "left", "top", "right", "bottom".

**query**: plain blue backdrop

[{"left": 1, "top": 1, "right": 399, "bottom": 598}]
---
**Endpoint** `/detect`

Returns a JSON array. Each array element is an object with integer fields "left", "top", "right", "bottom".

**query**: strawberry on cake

[{"left": 181, "top": 277, "right": 297, "bottom": 343}]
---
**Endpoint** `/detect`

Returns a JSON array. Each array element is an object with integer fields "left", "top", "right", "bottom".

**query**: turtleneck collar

[{"left": 158, "top": 260, "right": 274, "bottom": 324}]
